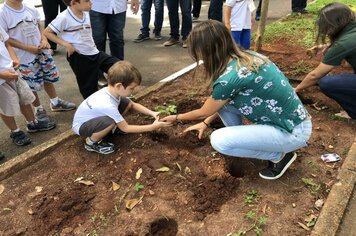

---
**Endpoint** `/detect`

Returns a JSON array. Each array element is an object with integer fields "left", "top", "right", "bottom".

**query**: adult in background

[
  {"left": 164, "top": 0, "right": 192, "bottom": 48},
  {"left": 41, "top": 0, "right": 66, "bottom": 54},
  {"left": 133, "top": 0, "right": 164, "bottom": 42},
  {"left": 291, "top": 0, "right": 307, "bottom": 14},
  {"left": 209, "top": 0, "right": 223, "bottom": 22},
  {"left": 192, "top": 0, "right": 201, "bottom": 21},
  {"left": 90, "top": 0, "right": 140, "bottom": 60},
  {"left": 162, "top": 20, "right": 312, "bottom": 180},
  {"left": 295, "top": 3, "right": 356, "bottom": 119}
]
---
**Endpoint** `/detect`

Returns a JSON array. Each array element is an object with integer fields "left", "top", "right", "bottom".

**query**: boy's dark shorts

[{"left": 79, "top": 97, "right": 130, "bottom": 137}]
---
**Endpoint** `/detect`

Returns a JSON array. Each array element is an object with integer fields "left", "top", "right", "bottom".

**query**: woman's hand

[
  {"left": 151, "top": 111, "right": 160, "bottom": 120},
  {"left": 184, "top": 122, "right": 209, "bottom": 139},
  {"left": 306, "top": 44, "right": 328, "bottom": 58}
]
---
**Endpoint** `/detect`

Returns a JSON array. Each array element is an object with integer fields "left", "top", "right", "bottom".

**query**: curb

[
  {"left": 0, "top": 62, "right": 198, "bottom": 182},
  {"left": 311, "top": 138, "right": 356, "bottom": 236}
]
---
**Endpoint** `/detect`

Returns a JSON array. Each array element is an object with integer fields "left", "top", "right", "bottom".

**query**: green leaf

[{"left": 134, "top": 182, "right": 144, "bottom": 192}]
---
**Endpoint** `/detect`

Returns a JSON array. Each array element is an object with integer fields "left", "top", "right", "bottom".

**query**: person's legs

[
  {"left": 41, "top": 0, "right": 62, "bottom": 50},
  {"left": 79, "top": 116, "right": 117, "bottom": 154},
  {"left": 97, "top": 51, "right": 120, "bottom": 73},
  {"left": 291, "top": 0, "right": 307, "bottom": 12},
  {"left": 153, "top": 0, "right": 164, "bottom": 36},
  {"left": 140, "top": 0, "right": 153, "bottom": 35},
  {"left": 231, "top": 31, "right": 242, "bottom": 47},
  {"left": 212, "top": 104, "right": 312, "bottom": 161},
  {"left": 192, "top": 0, "right": 202, "bottom": 18},
  {"left": 180, "top": 0, "right": 192, "bottom": 40},
  {"left": 319, "top": 74, "right": 356, "bottom": 119},
  {"left": 208, "top": 0, "right": 223, "bottom": 21},
  {"left": 89, "top": 10, "right": 108, "bottom": 53},
  {"left": 107, "top": 12, "right": 126, "bottom": 60},
  {"left": 240, "top": 29, "right": 251, "bottom": 49},
  {"left": 166, "top": 0, "right": 180, "bottom": 39},
  {"left": 255, "top": 0, "right": 262, "bottom": 20}
]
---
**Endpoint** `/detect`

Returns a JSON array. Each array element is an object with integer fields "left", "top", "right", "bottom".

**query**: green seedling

[
  {"left": 302, "top": 177, "right": 321, "bottom": 195},
  {"left": 254, "top": 226, "right": 262, "bottom": 235},
  {"left": 245, "top": 210, "right": 256, "bottom": 220},
  {"left": 154, "top": 105, "right": 177, "bottom": 116},
  {"left": 134, "top": 182, "right": 144, "bottom": 192},
  {"left": 244, "top": 190, "right": 260, "bottom": 205}
]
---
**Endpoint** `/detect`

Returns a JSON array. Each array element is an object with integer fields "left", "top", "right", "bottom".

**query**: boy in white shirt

[
  {"left": 0, "top": 25, "right": 55, "bottom": 146},
  {"left": 0, "top": 0, "right": 76, "bottom": 122},
  {"left": 44, "top": 0, "right": 120, "bottom": 99},
  {"left": 72, "top": 61, "right": 171, "bottom": 155},
  {"left": 224, "top": 0, "right": 255, "bottom": 49}
]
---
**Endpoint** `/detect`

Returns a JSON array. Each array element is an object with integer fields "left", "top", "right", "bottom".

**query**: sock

[
  {"left": 34, "top": 105, "right": 44, "bottom": 113},
  {"left": 86, "top": 137, "right": 97, "bottom": 145},
  {"left": 26, "top": 120, "right": 37, "bottom": 125},
  {"left": 11, "top": 128, "right": 20, "bottom": 133},
  {"left": 50, "top": 97, "right": 59, "bottom": 106}
]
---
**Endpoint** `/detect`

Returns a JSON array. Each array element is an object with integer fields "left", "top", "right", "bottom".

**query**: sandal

[{"left": 10, "top": 130, "right": 32, "bottom": 146}]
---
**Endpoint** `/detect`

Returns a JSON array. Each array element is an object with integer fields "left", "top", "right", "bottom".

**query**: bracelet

[{"left": 202, "top": 121, "right": 209, "bottom": 127}]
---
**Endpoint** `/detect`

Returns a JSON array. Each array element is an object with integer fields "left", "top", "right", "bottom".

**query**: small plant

[
  {"left": 134, "top": 182, "right": 144, "bottom": 192},
  {"left": 244, "top": 190, "right": 260, "bottom": 205},
  {"left": 302, "top": 177, "right": 321, "bottom": 195},
  {"left": 154, "top": 104, "right": 177, "bottom": 116},
  {"left": 86, "top": 229, "right": 99, "bottom": 236},
  {"left": 245, "top": 210, "right": 256, "bottom": 220}
]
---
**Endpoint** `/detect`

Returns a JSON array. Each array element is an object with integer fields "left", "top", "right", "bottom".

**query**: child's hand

[
  {"left": 184, "top": 122, "right": 208, "bottom": 140},
  {"left": 0, "top": 70, "right": 19, "bottom": 80},
  {"left": 131, "top": 0, "right": 139, "bottom": 14},
  {"left": 64, "top": 42, "right": 76, "bottom": 57},
  {"left": 152, "top": 119, "right": 172, "bottom": 129},
  {"left": 12, "top": 59, "right": 20, "bottom": 70},
  {"left": 26, "top": 45, "right": 41, "bottom": 55},
  {"left": 151, "top": 111, "right": 160, "bottom": 120},
  {"left": 160, "top": 115, "right": 177, "bottom": 123},
  {"left": 39, "top": 39, "right": 50, "bottom": 49}
]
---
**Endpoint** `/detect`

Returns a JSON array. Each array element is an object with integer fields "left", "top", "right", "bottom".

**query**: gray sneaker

[
  {"left": 27, "top": 120, "right": 56, "bottom": 133},
  {"left": 35, "top": 108, "right": 49, "bottom": 122},
  {"left": 154, "top": 33, "right": 163, "bottom": 41},
  {"left": 50, "top": 98, "right": 76, "bottom": 112},
  {"left": 85, "top": 140, "right": 116, "bottom": 154},
  {"left": 134, "top": 33, "right": 150, "bottom": 43}
]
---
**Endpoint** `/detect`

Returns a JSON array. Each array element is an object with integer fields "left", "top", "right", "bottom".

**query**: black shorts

[{"left": 78, "top": 97, "right": 130, "bottom": 137}]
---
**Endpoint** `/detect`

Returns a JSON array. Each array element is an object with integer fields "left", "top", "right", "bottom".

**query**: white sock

[
  {"left": 11, "top": 128, "right": 20, "bottom": 133},
  {"left": 34, "top": 105, "right": 44, "bottom": 113},
  {"left": 50, "top": 97, "right": 59, "bottom": 106}
]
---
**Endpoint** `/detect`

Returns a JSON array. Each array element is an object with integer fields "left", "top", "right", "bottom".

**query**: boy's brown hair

[
  {"left": 108, "top": 61, "right": 142, "bottom": 88},
  {"left": 61, "top": 0, "right": 80, "bottom": 6}
]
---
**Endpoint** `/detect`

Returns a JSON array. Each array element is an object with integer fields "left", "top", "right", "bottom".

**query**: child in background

[
  {"left": 223, "top": 0, "right": 255, "bottom": 49},
  {"left": 0, "top": 0, "right": 76, "bottom": 122},
  {"left": 0, "top": 25, "right": 55, "bottom": 146},
  {"left": 72, "top": 61, "right": 171, "bottom": 155},
  {"left": 44, "top": 0, "right": 119, "bottom": 99}
]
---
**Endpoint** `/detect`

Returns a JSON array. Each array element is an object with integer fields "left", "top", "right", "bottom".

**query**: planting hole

[
  {"left": 149, "top": 131, "right": 169, "bottom": 142},
  {"left": 225, "top": 157, "right": 245, "bottom": 178},
  {"left": 147, "top": 218, "right": 178, "bottom": 236}
]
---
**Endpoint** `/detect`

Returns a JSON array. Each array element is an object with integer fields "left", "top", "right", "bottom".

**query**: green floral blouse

[{"left": 212, "top": 53, "right": 308, "bottom": 133}]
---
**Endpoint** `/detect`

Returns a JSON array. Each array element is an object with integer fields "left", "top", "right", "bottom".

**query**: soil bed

[{"left": 0, "top": 39, "right": 355, "bottom": 236}]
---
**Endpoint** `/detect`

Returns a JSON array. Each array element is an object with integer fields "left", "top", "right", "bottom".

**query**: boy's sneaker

[
  {"left": 50, "top": 98, "right": 76, "bottom": 112},
  {"left": 27, "top": 120, "right": 56, "bottom": 133},
  {"left": 154, "top": 33, "right": 163, "bottom": 41},
  {"left": 259, "top": 152, "right": 297, "bottom": 180},
  {"left": 35, "top": 108, "right": 49, "bottom": 122},
  {"left": 85, "top": 140, "right": 116, "bottom": 155},
  {"left": 134, "top": 33, "right": 150, "bottom": 43},
  {"left": 10, "top": 130, "right": 32, "bottom": 146},
  {"left": 192, "top": 16, "right": 199, "bottom": 22},
  {"left": 163, "top": 37, "right": 180, "bottom": 46}
]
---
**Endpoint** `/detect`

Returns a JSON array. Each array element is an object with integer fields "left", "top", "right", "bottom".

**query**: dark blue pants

[
  {"left": 319, "top": 74, "right": 356, "bottom": 119},
  {"left": 166, "top": 0, "right": 192, "bottom": 39},
  {"left": 208, "top": 0, "right": 223, "bottom": 22},
  {"left": 140, "top": 0, "right": 164, "bottom": 35},
  {"left": 291, "top": 0, "right": 307, "bottom": 12},
  {"left": 41, "top": 0, "right": 66, "bottom": 50},
  {"left": 192, "top": 0, "right": 202, "bottom": 18}
]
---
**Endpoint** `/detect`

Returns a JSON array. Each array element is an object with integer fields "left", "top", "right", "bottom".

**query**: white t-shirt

[
  {"left": 0, "top": 3, "right": 44, "bottom": 64},
  {"left": 91, "top": 0, "right": 127, "bottom": 14},
  {"left": 0, "top": 25, "right": 15, "bottom": 85},
  {"left": 72, "top": 88, "right": 125, "bottom": 135},
  {"left": 225, "top": 0, "right": 255, "bottom": 31},
  {"left": 49, "top": 8, "right": 99, "bottom": 56}
]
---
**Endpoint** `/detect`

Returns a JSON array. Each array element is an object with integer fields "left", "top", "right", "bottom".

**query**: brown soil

[{"left": 0, "top": 40, "right": 355, "bottom": 236}]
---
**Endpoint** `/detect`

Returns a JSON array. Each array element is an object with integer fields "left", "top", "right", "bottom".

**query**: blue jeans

[
  {"left": 319, "top": 74, "right": 356, "bottom": 119},
  {"left": 140, "top": 0, "right": 164, "bottom": 35},
  {"left": 208, "top": 0, "right": 223, "bottom": 21},
  {"left": 210, "top": 104, "right": 312, "bottom": 161},
  {"left": 231, "top": 29, "right": 251, "bottom": 49},
  {"left": 192, "top": 0, "right": 202, "bottom": 18},
  {"left": 89, "top": 10, "right": 126, "bottom": 60},
  {"left": 166, "top": 0, "right": 192, "bottom": 39}
]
